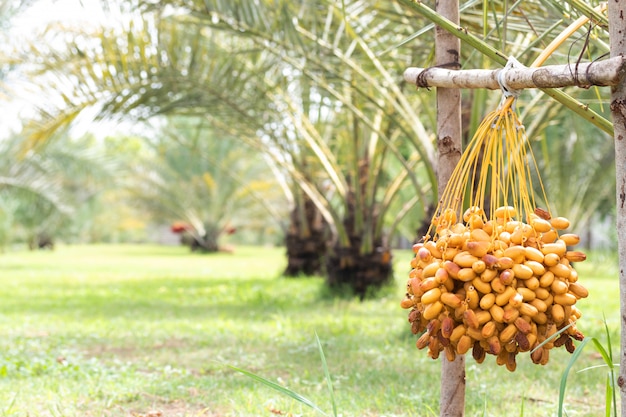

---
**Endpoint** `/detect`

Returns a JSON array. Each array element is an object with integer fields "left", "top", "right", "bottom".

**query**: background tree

[
  {"left": 531, "top": 108, "right": 615, "bottom": 247},
  {"left": 159, "top": 0, "right": 443, "bottom": 296},
  {"left": 9, "top": 3, "right": 331, "bottom": 272},
  {"left": 126, "top": 116, "right": 286, "bottom": 252},
  {"left": 0, "top": 132, "right": 116, "bottom": 249},
  {"left": 10, "top": 0, "right": 440, "bottom": 296}
]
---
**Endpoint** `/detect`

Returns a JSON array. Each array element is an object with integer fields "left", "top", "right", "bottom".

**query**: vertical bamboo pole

[
  {"left": 608, "top": 2, "right": 626, "bottom": 416},
  {"left": 435, "top": 1, "right": 464, "bottom": 416}
]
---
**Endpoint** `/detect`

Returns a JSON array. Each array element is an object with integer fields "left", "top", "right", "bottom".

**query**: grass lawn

[{"left": 0, "top": 244, "right": 621, "bottom": 416}]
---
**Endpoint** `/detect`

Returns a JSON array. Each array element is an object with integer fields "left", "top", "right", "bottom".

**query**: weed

[
  {"left": 229, "top": 333, "right": 337, "bottom": 417},
  {"left": 558, "top": 317, "right": 619, "bottom": 417}
]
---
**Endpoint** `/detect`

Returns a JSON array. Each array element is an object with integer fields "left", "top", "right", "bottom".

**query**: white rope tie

[{"left": 497, "top": 56, "right": 525, "bottom": 109}]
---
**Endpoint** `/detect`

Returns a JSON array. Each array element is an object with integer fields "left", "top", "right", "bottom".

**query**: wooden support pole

[
  {"left": 435, "top": 1, "right": 465, "bottom": 416},
  {"left": 405, "top": 56, "right": 626, "bottom": 90},
  {"left": 608, "top": 2, "right": 626, "bottom": 417}
]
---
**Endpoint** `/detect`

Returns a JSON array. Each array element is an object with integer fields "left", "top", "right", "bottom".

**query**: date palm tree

[
  {"left": 10, "top": 0, "right": 440, "bottom": 296},
  {"left": 0, "top": 131, "right": 116, "bottom": 249},
  {"left": 10, "top": 4, "right": 331, "bottom": 271},
  {"left": 167, "top": 0, "right": 442, "bottom": 295},
  {"left": 127, "top": 116, "right": 286, "bottom": 252}
]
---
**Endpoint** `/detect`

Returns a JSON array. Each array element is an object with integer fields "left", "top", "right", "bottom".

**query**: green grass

[{"left": 0, "top": 244, "right": 620, "bottom": 416}]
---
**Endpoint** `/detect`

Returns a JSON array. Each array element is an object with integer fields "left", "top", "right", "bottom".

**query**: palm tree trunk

[
  {"left": 325, "top": 183, "right": 393, "bottom": 299},
  {"left": 284, "top": 194, "right": 327, "bottom": 276},
  {"left": 325, "top": 236, "right": 392, "bottom": 300},
  {"left": 184, "top": 230, "right": 219, "bottom": 252},
  {"left": 608, "top": 2, "right": 626, "bottom": 415},
  {"left": 435, "top": 0, "right": 464, "bottom": 416}
]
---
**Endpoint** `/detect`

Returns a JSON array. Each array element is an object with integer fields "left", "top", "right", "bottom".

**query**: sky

[
  {"left": 9, "top": 0, "right": 105, "bottom": 35},
  {"left": 1, "top": 0, "right": 135, "bottom": 140}
]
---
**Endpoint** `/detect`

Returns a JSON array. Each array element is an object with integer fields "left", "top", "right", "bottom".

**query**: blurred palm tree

[
  {"left": 144, "top": 0, "right": 441, "bottom": 296},
  {"left": 127, "top": 116, "right": 286, "bottom": 252},
  {"left": 0, "top": 132, "right": 117, "bottom": 249},
  {"left": 530, "top": 103, "right": 615, "bottom": 248},
  {"left": 10, "top": 0, "right": 440, "bottom": 296}
]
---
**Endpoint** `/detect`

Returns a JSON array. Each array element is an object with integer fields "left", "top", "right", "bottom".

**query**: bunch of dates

[{"left": 401, "top": 206, "right": 587, "bottom": 372}]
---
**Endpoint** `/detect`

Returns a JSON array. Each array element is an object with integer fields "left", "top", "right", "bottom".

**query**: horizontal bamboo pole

[{"left": 404, "top": 56, "right": 626, "bottom": 90}]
